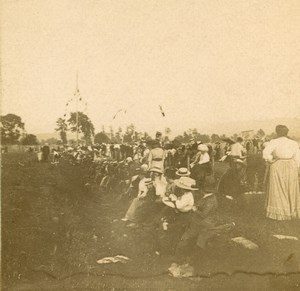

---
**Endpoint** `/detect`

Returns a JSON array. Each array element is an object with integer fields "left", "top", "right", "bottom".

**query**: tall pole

[{"left": 76, "top": 72, "right": 79, "bottom": 145}]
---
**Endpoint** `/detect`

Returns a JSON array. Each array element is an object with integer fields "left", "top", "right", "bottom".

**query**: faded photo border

[{"left": 1, "top": 1, "right": 300, "bottom": 290}]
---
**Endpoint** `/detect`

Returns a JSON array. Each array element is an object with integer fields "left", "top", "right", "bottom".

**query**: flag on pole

[
  {"left": 113, "top": 109, "right": 123, "bottom": 120},
  {"left": 159, "top": 105, "right": 165, "bottom": 117}
]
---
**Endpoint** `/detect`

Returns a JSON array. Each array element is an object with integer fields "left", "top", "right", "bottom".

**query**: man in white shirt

[
  {"left": 229, "top": 137, "right": 246, "bottom": 167},
  {"left": 230, "top": 137, "right": 246, "bottom": 158}
]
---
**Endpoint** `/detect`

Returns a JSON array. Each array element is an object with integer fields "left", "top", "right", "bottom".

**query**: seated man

[
  {"left": 175, "top": 187, "right": 218, "bottom": 261},
  {"left": 170, "top": 186, "right": 235, "bottom": 268},
  {"left": 155, "top": 177, "right": 197, "bottom": 255},
  {"left": 217, "top": 159, "right": 246, "bottom": 200}
]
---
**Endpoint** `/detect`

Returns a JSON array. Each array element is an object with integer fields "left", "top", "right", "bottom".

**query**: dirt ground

[{"left": 2, "top": 152, "right": 300, "bottom": 290}]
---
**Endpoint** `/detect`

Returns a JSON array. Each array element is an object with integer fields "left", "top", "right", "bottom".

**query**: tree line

[{"left": 1, "top": 112, "right": 277, "bottom": 146}]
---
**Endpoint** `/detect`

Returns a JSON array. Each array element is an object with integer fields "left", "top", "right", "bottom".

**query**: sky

[{"left": 1, "top": 0, "right": 300, "bottom": 137}]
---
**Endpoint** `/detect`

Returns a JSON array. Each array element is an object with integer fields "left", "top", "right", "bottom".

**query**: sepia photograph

[{"left": 1, "top": 0, "right": 300, "bottom": 290}]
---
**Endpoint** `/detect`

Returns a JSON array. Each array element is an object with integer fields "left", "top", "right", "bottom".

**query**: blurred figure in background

[
  {"left": 190, "top": 144, "right": 212, "bottom": 190},
  {"left": 148, "top": 140, "right": 165, "bottom": 171},
  {"left": 229, "top": 137, "right": 246, "bottom": 168},
  {"left": 41, "top": 143, "right": 50, "bottom": 162}
]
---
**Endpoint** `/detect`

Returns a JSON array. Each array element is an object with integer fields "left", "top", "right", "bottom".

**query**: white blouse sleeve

[
  {"left": 293, "top": 143, "right": 300, "bottom": 167},
  {"left": 175, "top": 193, "right": 194, "bottom": 212},
  {"left": 263, "top": 140, "right": 276, "bottom": 162}
]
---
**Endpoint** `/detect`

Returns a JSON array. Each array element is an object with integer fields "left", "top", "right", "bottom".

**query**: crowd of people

[{"left": 36, "top": 125, "right": 300, "bottom": 267}]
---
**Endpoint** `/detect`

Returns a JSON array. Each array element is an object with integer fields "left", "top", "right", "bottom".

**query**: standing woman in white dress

[{"left": 263, "top": 125, "right": 300, "bottom": 220}]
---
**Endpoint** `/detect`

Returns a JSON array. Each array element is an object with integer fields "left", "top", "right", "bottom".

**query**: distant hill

[
  {"left": 198, "top": 117, "right": 300, "bottom": 138},
  {"left": 36, "top": 132, "right": 77, "bottom": 142},
  {"left": 35, "top": 132, "right": 59, "bottom": 141}
]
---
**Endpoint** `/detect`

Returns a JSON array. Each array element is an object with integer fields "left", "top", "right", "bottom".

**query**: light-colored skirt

[
  {"left": 149, "top": 160, "right": 164, "bottom": 171},
  {"left": 125, "top": 198, "right": 146, "bottom": 222},
  {"left": 266, "top": 160, "right": 300, "bottom": 220}
]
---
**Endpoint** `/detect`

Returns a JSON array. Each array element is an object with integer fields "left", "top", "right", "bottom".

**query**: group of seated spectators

[
  {"left": 121, "top": 163, "right": 230, "bottom": 262},
  {"left": 38, "top": 132, "right": 288, "bottom": 265}
]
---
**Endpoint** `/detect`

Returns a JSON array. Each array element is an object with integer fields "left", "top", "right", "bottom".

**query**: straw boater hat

[
  {"left": 174, "top": 177, "right": 198, "bottom": 191},
  {"left": 149, "top": 166, "right": 163, "bottom": 174},
  {"left": 176, "top": 167, "right": 191, "bottom": 177},
  {"left": 198, "top": 144, "right": 209, "bottom": 152}
]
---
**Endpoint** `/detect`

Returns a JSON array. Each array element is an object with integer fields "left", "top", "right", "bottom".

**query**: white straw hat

[
  {"left": 174, "top": 177, "right": 198, "bottom": 191},
  {"left": 175, "top": 168, "right": 191, "bottom": 177}
]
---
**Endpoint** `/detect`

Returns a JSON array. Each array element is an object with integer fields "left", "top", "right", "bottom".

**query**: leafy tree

[
  {"left": 174, "top": 135, "right": 185, "bottom": 143},
  {"left": 211, "top": 134, "right": 220, "bottom": 143},
  {"left": 126, "top": 124, "right": 135, "bottom": 134},
  {"left": 220, "top": 134, "right": 227, "bottom": 140},
  {"left": 183, "top": 131, "right": 191, "bottom": 143},
  {"left": 0, "top": 113, "right": 25, "bottom": 144},
  {"left": 196, "top": 134, "right": 211, "bottom": 143},
  {"left": 94, "top": 132, "right": 111, "bottom": 144},
  {"left": 123, "top": 132, "right": 133, "bottom": 143},
  {"left": 123, "top": 124, "right": 136, "bottom": 142},
  {"left": 109, "top": 126, "right": 114, "bottom": 139},
  {"left": 115, "top": 132, "right": 122, "bottom": 143},
  {"left": 257, "top": 129, "right": 265, "bottom": 138},
  {"left": 143, "top": 132, "right": 151, "bottom": 140},
  {"left": 68, "top": 139, "right": 77, "bottom": 146},
  {"left": 21, "top": 134, "right": 39, "bottom": 145},
  {"left": 55, "top": 118, "right": 68, "bottom": 144},
  {"left": 68, "top": 112, "right": 95, "bottom": 144}
]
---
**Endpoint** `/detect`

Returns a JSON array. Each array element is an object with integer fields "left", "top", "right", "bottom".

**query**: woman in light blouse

[
  {"left": 263, "top": 125, "right": 300, "bottom": 220},
  {"left": 190, "top": 144, "right": 212, "bottom": 189}
]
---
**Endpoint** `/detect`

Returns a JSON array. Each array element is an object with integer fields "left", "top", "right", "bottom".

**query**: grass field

[{"left": 2, "top": 152, "right": 300, "bottom": 290}]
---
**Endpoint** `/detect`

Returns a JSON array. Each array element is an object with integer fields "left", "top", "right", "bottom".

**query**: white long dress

[{"left": 263, "top": 137, "right": 300, "bottom": 220}]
